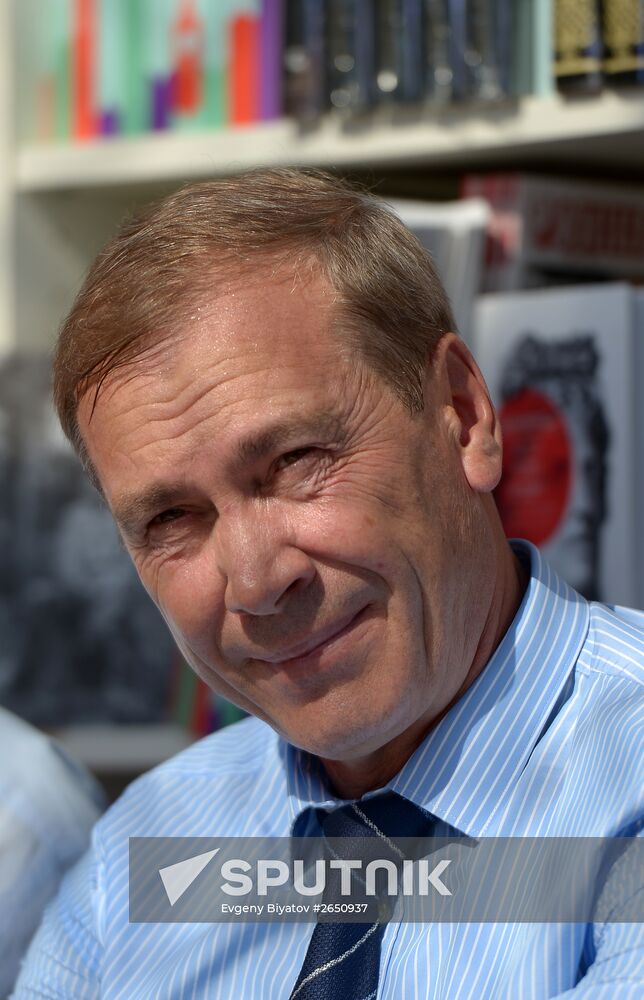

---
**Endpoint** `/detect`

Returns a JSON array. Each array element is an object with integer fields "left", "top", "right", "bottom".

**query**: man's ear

[{"left": 433, "top": 333, "right": 503, "bottom": 494}]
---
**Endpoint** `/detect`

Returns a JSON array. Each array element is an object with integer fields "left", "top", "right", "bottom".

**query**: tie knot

[{"left": 320, "top": 790, "right": 436, "bottom": 842}]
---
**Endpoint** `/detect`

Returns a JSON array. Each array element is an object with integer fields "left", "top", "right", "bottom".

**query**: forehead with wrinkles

[{"left": 76, "top": 270, "right": 365, "bottom": 496}]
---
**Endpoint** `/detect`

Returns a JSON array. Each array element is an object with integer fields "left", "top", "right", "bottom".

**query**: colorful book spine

[
  {"left": 260, "top": 0, "right": 283, "bottom": 119},
  {"left": 230, "top": 11, "right": 260, "bottom": 124},
  {"left": 201, "top": 1, "right": 233, "bottom": 128},
  {"left": 53, "top": 0, "right": 73, "bottom": 140},
  {"left": 96, "top": 0, "right": 128, "bottom": 134},
  {"left": 171, "top": 0, "right": 205, "bottom": 121},
  {"left": 122, "top": 0, "right": 146, "bottom": 134},
  {"left": 532, "top": 0, "right": 554, "bottom": 95},
  {"left": 554, "top": 0, "right": 603, "bottom": 94},
  {"left": 19, "top": 0, "right": 71, "bottom": 142},
  {"left": 72, "top": 0, "right": 96, "bottom": 140},
  {"left": 140, "top": 0, "right": 173, "bottom": 131},
  {"left": 32, "top": 0, "right": 56, "bottom": 140},
  {"left": 601, "top": 0, "right": 644, "bottom": 85},
  {"left": 170, "top": 656, "right": 246, "bottom": 736}
]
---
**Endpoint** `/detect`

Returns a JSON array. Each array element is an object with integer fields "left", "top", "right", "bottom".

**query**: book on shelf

[
  {"left": 230, "top": 7, "right": 260, "bottom": 125},
  {"left": 448, "top": 0, "right": 514, "bottom": 102},
  {"left": 72, "top": 0, "right": 96, "bottom": 140},
  {"left": 513, "top": 0, "right": 555, "bottom": 97},
  {"left": 260, "top": 0, "right": 284, "bottom": 120},
  {"left": 326, "top": 0, "right": 378, "bottom": 115},
  {"left": 423, "top": 0, "right": 453, "bottom": 105},
  {"left": 18, "top": 0, "right": 280, "bottom": 142},
  {"left": 374, "top": 1, "right": 425, "bottom": 106},
  {"left": 386, "top": 196, "right": 490, "bottom": 345},
  {"left": 462, "top": 173, "right": 644, "bottom": 293},
  {"left": 283, "top": 0, "right": 327, "bottom": 122},
  {"left": 170, "top": 657, "right": 246, "bottom": 737},
  {"left": 474, "top": 282, "right": 642, "bottom": 609},
  {"left": 24, "top": 0, "right": 631, "bottom": 142},
  {"left": 601, "top": 0, "right": 644, "bottom": 86},
  {"left": 553, "top": 0, "right": 603, "bottom": 95}
]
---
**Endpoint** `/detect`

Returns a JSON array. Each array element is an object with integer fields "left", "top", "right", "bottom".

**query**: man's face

[{"left": 79, "top": 271, "right": 492, "bottom": 762}]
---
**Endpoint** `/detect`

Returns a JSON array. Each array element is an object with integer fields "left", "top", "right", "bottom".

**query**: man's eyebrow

[
  {"left": 112, "top": 483, "right": 188, "bottom": 538},
  {"left": 111, "top": 414, "right": 344, "bottom": 536},
  {"left": 234, "top": 412, "right": 344, "bottom": 465}
]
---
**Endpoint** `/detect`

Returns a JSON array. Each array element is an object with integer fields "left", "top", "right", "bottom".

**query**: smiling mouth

[{"left": 258, "top": 606, "right": 370, "bottom": 667}]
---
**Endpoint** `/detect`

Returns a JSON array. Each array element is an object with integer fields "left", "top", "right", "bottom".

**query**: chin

[{"left": 278, "top": 700, "right": 410, "bottom": 762}]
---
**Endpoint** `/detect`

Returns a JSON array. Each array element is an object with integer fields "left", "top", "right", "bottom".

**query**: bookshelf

[{"left": 15, "top": 89, "right": 644, "bottom": 192}]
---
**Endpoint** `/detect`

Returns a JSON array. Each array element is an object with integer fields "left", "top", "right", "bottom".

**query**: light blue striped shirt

[{"left": 13, "top": 543, "right": 644, "bottom": 998}]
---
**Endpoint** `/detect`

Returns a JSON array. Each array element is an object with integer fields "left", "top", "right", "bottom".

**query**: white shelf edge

[
  {"left": 15, "top": 90, "right": 644, "bottom": 192},
  {"left": 52, "top": 722, "right": 197, "bottom": 773}
]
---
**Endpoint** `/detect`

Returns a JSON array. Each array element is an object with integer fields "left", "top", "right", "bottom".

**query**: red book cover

[
  {"left": 229, "top": 14, "right": 259, "bottom": 124},
  {"left": 73, "top": 0, "right": 96, "bottom": 140},
  {"left": 191, "top": 677, "right": 212, "bottom": 736},
  {"left": 172, "top": 0, "right": 205, "bottom": 115}
]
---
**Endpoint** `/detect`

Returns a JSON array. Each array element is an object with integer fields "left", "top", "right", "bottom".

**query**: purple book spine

[{"left": 260, "top": 0, "right": 283, "bottom": 119}]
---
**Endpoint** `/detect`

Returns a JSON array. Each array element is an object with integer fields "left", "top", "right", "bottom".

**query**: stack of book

[
  {"left": 170, "top": 656, "right": 247, "bottom": 737},
  {"left": 554, "top": 0, "right": 644, "bottom": 94},
  {"left": 18, "top": 0, "right": 284, "bottom": 142},
  {"left": 475, "top": 282, "right": 644, "bottom": 610},
  {"left": 385, "top": 196, "right": 490, "bottom": 345},
  {"left": 463, "top": 170, "right": 644, "bottom": 611},
  {"left": 19, "top": 2, "right": 644, "bottom": 145}
]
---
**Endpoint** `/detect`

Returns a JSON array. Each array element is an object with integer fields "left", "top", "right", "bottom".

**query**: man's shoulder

[
  {"left": 581, "top": 601, "right": 644, "bottom": 687},
  {"left": 97, "top": 716, "right": 286, "bottom": 841}
]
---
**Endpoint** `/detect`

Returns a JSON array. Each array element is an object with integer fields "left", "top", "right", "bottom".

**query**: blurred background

[{"left": 1, "top": 0, "right": 643, "bottom": 799}]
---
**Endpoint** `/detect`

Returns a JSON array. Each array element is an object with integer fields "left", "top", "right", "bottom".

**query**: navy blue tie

[{"left": 289, "top": 791, "right": 436, "bottom": 1000}]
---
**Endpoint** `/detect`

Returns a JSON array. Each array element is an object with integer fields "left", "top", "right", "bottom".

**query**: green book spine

[
  {"left": 53, "top": 0, "right": 72, "bottom": 140},
  {"left": 97, "top": 0, "right": 129, "bottom": 133},
  {"left": 533, "top": 0, "right": 554, "bottom": 95},
  {"left": 513, "top": 0, "right": 534, "bottom": 95},
  {"left": 123, "top": 0, "right": 146, "bottom": 134}
]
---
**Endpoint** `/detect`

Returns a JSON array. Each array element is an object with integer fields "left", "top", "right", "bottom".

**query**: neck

[{"left": 321, "top": 538, "right": 529, "bottom": 800}]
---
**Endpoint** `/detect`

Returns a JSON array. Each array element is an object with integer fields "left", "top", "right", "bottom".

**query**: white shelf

[
  {"left": 52, "top": 723, "right": 196, "bottom": 774},
  {"left": 16, "top": 90, "right": 644, "bottom": 192}
]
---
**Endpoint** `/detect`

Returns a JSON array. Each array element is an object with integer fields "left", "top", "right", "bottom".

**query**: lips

[{"left": 257, "top": 607, "right": 368, "bottom": 665}]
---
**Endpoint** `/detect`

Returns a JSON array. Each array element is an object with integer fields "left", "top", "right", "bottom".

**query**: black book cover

[
  {"left": 283, "top": 0, "right": 327, "bottom": 121},
  {"left": 448, "top": 0, "right": 514, "bottom": 102},
  {"left": 423, "top": 0, "right": 452, "bottom": 104},
  {"left": 326, "top": 0, "right": 377, "bottom": 115},
  {"left": 375, "top": 0, "right": 424, "bottom": 104}
]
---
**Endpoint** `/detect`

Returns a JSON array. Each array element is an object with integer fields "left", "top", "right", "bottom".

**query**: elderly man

[{"left": 14, "top": 170, "right": 642, "bottom": 998}]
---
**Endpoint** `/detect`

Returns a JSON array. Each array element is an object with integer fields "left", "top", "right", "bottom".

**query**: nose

[{"left": 217, "top": 508, "right": 316, "bottom": 616}]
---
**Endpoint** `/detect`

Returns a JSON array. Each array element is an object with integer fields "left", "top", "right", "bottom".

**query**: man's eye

[
  {"left": 149, "top": 508, "right": 185, "bottom": 528},
  {"left": 276, "top": 448, "right": 315, "bottom": 470}
]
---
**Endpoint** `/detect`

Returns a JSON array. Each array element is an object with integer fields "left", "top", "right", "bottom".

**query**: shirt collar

[{"left": 284, "top": 542, "right": 590, "bottom": 838}]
